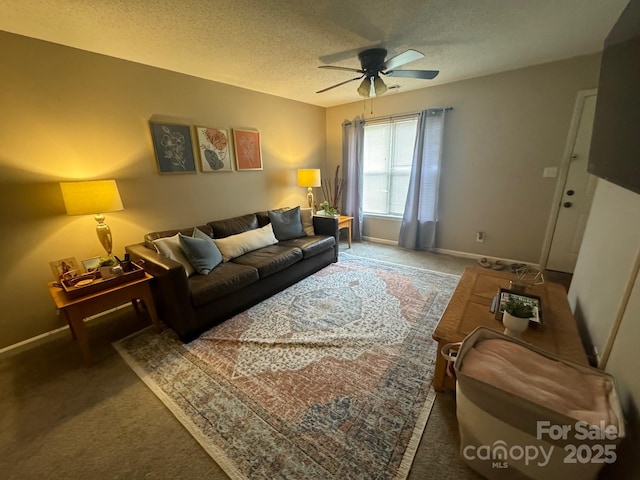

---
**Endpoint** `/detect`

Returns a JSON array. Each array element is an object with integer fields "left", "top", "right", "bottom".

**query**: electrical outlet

[{"left": 476, "top": 231, "right": 485, "bottom": 243}]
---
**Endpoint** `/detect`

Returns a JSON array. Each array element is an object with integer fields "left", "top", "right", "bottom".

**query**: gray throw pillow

[
  {"left": 179, "top": 228, "right": 222, "bottom": 275},
  {"left": 268, "top": 206, "right": 305, "bottom": 241}
]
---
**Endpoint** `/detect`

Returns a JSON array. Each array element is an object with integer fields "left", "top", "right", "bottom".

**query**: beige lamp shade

[
  {"left": 297, "top": 169, "right": 321, "bottom": 188},
  {"left": 60, "top": 180, "right": 124, "bottom": 256},
  {"left": 60, "top": 180, "right": 124, "bottom": 215},
  {"left": 297, "top": 169, "right": 321, "bottom": 212}
]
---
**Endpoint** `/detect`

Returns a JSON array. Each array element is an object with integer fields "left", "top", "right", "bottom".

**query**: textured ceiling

[{"left": 0, "top": 0, "right": 629, "bottom": 107}]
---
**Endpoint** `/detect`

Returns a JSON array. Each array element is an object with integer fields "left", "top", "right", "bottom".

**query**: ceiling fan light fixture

[
  {"left": 357, "top": 76, "right": 388, "bottom": 98},
  {"left": 373, "top": 76, "right": 387, "bottom": 96},
  {"left": 357, "top": 78, "right": 371, "bottom": 97}
]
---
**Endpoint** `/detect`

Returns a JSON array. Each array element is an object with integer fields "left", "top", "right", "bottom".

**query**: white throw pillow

[
  {"left": 214, "top": 223, "right": 278, "bottom": 262},
  {"left": 299, "top": 207, "right": 315, "bottom": 236},
  {"left": 153, "top": 233, "right": 196, "bottom": 277}
]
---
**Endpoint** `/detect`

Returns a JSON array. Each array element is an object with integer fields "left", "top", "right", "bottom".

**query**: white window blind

[{"left": 362, "top": 117, "right": 418, "bottom": 216}]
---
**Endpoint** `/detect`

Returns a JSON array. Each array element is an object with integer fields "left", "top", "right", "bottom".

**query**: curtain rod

[{"left": 363, "top": 107, "right": 453, "bottom": 125}]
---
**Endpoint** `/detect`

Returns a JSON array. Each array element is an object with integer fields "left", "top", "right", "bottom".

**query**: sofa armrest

[
  {"left": 125, "top": 243, "right": 198, "bottom": 338},
  {"left": 312, "top": 215, "right": 339, "bottom": 262},
  {"left": 125, "top": 243, "right": 185, "bottom": 276}
]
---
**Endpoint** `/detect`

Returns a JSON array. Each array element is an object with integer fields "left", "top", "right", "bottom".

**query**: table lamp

[
  {"left": 60, "top": 180, "right": 124, "bottom": 256},
  {"left": 297, "top": 169, "right": 321, "bottom": 212}
]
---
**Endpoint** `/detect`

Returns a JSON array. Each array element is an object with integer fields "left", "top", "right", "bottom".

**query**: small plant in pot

[
  {"left": 99, "top": 255, "right": 117, "bottom": 279},
  {"left": 318, "top": 200, "right": 338, "bottom": 217},
  {"left": 502, "top": 299, "right": 533, "bottom": 338}
]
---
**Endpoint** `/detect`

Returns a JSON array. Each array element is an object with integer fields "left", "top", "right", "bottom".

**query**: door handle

[{"left": 563, "top": 202, "right": 572, "bottom": 208}]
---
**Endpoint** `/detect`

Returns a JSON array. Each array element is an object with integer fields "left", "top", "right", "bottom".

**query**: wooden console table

[
  {"left": 432, "top": 267, "right": 588, "bottom": 392},
  {"left": 48, "top": 273, "right": 160, "bottom": 366}
]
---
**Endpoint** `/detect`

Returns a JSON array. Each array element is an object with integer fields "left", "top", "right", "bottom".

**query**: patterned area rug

[{"left": 114, "top": 254, "right": 460, "bottom": 479}]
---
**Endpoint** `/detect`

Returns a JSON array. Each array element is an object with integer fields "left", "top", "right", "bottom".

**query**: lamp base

[
  {"left": 307, "top": 188, "right": 315, "bottom": 213},
  {"left": 95, "top": 214, "right": 114, "bottom": 256}
]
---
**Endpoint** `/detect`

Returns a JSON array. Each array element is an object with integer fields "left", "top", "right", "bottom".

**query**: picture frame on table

[
  {"left": 494, "top": 288, "right": 542, "bottom": 326},
  {"left": 50, "top": 257, "right": 80, "bottom": 280},
  {"left": 81, "top": 256, "right": 101, "bottom": 273},
  {"left": 149, "top": 122, "right": 196, "bottom": 174},
  {"left": 195, "top": 127, "right": 233, "bottom": 172},
  {"left": 233, "top": 129, "right": 263, "bottom": 171}
]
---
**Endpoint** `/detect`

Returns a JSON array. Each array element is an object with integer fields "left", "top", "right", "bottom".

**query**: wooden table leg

[
  {"left": 65, "top": 306, "right": 92, "bottom": 366},
  {"left": 433, "top": 341, "right": 447, "bottom": 392},
  {"left": 347, "top": 222, "right": 352, "bottom": 248},
  {"left": 138, "top": 284, "right": 161, "bottom": 332}
]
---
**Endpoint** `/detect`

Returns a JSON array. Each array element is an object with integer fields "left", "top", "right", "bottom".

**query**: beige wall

[
  {"left": 0, "top": 32, "right": 609, "bottom": 350},
  {"left": 326, "top": 54, "right": 602, "bottom": 262},
  {"left": 0, "top": 32, "right": 326, "bottom": 348},
  {"left": 569, "top": 180, "right": 640, "bottom": 478}
]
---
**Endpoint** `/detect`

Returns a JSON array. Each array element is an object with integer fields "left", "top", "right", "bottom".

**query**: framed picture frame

[
  {"left": 81, "top": 256, "right": 101, "bottom": 273},
  {"left": 233, "top": 129, "right": 263, "bottom": 171},
  {"left": 50, "top": 257, "right": 80, "bottom": 280},
  {"left": 494, "top": 288, "right": 542, "bottom": 326},
  {"left": 195, "top": 127, "right": 233, "bottom": 172},
  {"left": 149, "top": 122, "right": 196, "bottom": 174}
]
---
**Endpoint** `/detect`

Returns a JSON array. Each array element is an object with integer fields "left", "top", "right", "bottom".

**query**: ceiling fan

[{"left": 316, "top": 48, "right": 439, "bottom": 98}]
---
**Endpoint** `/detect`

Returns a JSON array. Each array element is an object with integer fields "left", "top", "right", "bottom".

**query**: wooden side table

[
  {"left": 48, "top": 273, "right": 160, "bottom": 366},
  {"left": 432, "top": 267, "right": 588, "bottom": 392},
  {"left": 337, "top": 215, "right": 354, "bottom": 249}
]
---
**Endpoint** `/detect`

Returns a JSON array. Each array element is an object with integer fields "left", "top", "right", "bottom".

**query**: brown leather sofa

[{"left": 125, "top": 211, "right": 338, "bottom": 341}]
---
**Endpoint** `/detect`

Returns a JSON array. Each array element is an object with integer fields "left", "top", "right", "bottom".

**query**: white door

[{"left": 546, "top": 93, "right": 598, "bottom": 273}]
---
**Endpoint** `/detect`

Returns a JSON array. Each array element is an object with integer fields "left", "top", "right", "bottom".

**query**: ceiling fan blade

[
  {"left": 316, "top": 75, "right": 365, "bottom": 93},
  {"left": 384, "top": 49, "right": 424, "bottom": 70},
  {"left": 318, "top": 65, "right": 364, "bottom": 74},
  {"left": 384, "top": 69, "right": 439, "bottom": 80}
]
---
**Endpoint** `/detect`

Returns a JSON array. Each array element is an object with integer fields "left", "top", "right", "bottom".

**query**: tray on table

[{"left": 61, "top": 263, "right": 145, "bottom": 299}]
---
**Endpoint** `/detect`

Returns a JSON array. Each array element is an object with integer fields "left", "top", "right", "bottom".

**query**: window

[{"left": 362, "top": 117, "right": 418, "bottom": 216}]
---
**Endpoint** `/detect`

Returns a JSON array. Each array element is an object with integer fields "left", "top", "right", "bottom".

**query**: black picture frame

[
  {"left": 149, "top": 122, "right": 196, "bottom": 174},
  {"left": 494, "top": 288, "right": 542, "bottom": 326}
]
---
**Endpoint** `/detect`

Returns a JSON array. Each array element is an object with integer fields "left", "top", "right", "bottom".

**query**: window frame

[{"left": 362, "top": 115, "right": 419, "bottom": 218}]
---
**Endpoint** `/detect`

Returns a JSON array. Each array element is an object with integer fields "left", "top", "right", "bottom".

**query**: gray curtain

[
  {"left": 398, "top": 109, "right": 447, "bottom": 250},
  {"left": 342, "top": 118, "right": 365, "bottom": 240}
]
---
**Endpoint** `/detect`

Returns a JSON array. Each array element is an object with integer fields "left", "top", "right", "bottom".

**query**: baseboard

[
  {"left": 0, "top": 325, "right": 72, "bottom": 359},
  {"left": 362, "top": 236, "right": 398, "bottom": 246},
  {"left": 0, "top": 304, "right": 131, "bottom": 359},
  {"left": 434, "top": 247, "right": 541, "bottom": 270},
  {"left": 360, "top": 239, "right": 539, "bottom": 269}
]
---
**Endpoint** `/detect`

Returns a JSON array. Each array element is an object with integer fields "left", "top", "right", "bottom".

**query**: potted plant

[
  {"left": 502, "top": 299, "right": 533, "bottom": 338},
  {"left": 99, "top": 255, "right": 117, "bottom": 279},
  {"left": 318, "top": 200, "right": 338, "bottom": 217},
  {"left": 319, "top": 165, "right": 345, "bottom": 216}
]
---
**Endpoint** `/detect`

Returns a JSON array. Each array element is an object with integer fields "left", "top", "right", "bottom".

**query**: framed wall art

[
  {"left": 195, "top": 127, "right": 233, "bottom": 172},
  {"left": 149, "top": 122, "right": 196, "bottom": 174},
  {"left": 233, "top": 129, "right": 263, "bottom": 171}
]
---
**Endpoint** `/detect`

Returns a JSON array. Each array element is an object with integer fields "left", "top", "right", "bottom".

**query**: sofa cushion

[
  {"left": 208, "top": 213, "right": 259, "bottom": 238},
  {"left": 188, "top": 262, "right": 259, "bottom": 307},
  {"left": 144, "top": 225, "right": 213, "bottom": 250},
  {"left": 268, "top": 206, "right": 305, "bottom": 241},
  {"left": 278, "top": 235, "right": 335, "bottom": 259},
  {"left": 179, "top": 228, "right": 222, "bottom": 275},
  {"left": 153, "top": 233, "right": 196, "bottom": 277},
  {"left": 300, "top": 207, "right": 315, "bottom": 236},
  {"left": 232, "top": 245, "right": 303, "bottom": 278},
  {"left": 214, "top": 223, "right": 278, "bottom": 262}
]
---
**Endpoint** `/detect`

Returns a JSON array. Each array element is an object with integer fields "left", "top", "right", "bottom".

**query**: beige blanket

[{"left": 461, "top": 338, "right": 618, "bottom": 428}]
